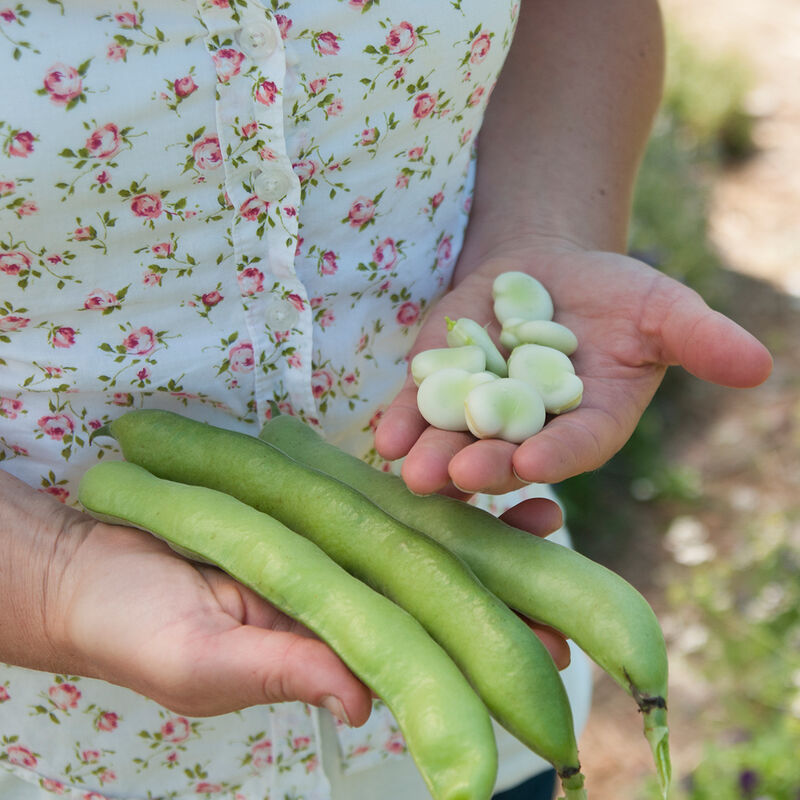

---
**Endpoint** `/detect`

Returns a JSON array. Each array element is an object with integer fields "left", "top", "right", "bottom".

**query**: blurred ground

[{"left": 574, "top": 2, "right": 800, "bottom": 797}]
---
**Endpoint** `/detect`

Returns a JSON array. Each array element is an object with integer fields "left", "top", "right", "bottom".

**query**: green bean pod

[
  {"left": 93, "top": 410, "right": 587, "bottom": 800},
  {"left": 77, "top": 460, "right": 497, "bottom": 800},
  {"left": 258, "top": 414, "right": 672, "bottom": 798}
]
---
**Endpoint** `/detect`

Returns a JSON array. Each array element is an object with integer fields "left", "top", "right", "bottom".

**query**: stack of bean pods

[
  {"left": 413, "top": 271, "right": 584, "bottom": 443},
  {"left": 79, "top": 408, "right": 671, "bottom": 800}
]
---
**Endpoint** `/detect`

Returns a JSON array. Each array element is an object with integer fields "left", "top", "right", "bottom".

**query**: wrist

[{"left": 0, "top": 470, "right": 93, "bottom": 673}]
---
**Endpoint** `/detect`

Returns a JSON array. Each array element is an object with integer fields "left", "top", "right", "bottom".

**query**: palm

[
  {"left": 65, "top": 521, "right": 371, "bottom": 720},
  {"left": 376, "top": 248, "right": 772, "bottom": 494}
]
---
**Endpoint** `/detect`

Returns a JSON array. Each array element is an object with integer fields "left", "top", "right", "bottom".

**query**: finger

[
  {"left": 511, "top": 370, "right": 660, "bottom": 484},
  {"left": 399, "top": 425, "right": 475, "bottom": 494},
  {"left": 447, "top": 437, "right": 527, "bottom": 495},
  {"left": 498, "top": 497, "right": 563, "bottom": 538},
  {"left": 172, "top": 626, "right": 374, "bottom": 725},
  {"left": 644, "top": 277, "right": 773, "bottom": 387},
  {"left": 374, "top": 373, "right": 427, "bottom": 461},
  {"left": 523, "top": 620, "right": 571, "bottom": 670}
]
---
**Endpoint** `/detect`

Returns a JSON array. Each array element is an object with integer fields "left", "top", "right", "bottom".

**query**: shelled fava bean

[{"left": 413, "top": 272, "right": 583, "bottom": 443}]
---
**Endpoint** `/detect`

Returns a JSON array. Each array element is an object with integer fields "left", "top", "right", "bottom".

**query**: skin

[
  {"left": 98, "top": 410, "right": 587, "bottom": 793},
  {"left": 78, "top": 461, "right": 499, "bottom": 800},
  {"left": 375, "top": 0, "right": 773, "bottom": 498}
]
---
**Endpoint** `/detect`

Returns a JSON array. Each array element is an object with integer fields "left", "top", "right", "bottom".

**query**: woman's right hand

[{"left": 0, "top": 469, "right": 372, "bottom": 724}]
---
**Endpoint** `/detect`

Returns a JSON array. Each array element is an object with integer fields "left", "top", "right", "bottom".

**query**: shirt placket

[{"left": 198, "top": 0, "right": 317, "bottom": 425}]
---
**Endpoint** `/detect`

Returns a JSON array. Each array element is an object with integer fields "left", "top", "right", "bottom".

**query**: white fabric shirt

[{"left": 0, "top": 1, "right": 591, "bottom": 797}]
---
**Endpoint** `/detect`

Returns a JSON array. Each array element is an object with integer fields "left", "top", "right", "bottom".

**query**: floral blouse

[{"left": 0, "top": 1, "right": 591, "bottom": 798}]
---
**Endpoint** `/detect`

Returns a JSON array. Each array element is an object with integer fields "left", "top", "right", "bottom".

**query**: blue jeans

[{"left": 492, "top": 769, "right": 556, "bottom": 800}]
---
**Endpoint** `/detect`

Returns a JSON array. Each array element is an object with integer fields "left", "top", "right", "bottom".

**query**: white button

[
  {"left": 253, "top": 166, "right": 293, "bottom": 202},
  {"left": 237, "top": 21, "right": 278, "bottom": 60},
  {"left": 264, "top": 297, "right": 299, "bottom": 330}
]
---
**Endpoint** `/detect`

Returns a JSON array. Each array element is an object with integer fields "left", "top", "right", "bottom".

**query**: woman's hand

[{"left": 376, "top": 244, "right": 773, "bottom": 495}]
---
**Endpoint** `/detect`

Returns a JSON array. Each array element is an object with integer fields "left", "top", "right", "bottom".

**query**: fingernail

[
  {"left": 321, "top": 695, "right": 351, "bottom": 727},
  {"left": 512, "top": 467, "right": 534, "bottom": 486}
]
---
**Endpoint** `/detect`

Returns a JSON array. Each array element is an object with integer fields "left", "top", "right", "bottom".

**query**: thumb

[
  {"left": 647, "top": 281, "right": 773, "bottom": 388},
  {"left": 177, "top": 625, "right": 373, "bottom": 725}
]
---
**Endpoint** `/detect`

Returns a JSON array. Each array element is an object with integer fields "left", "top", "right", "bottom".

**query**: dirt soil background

[{"left": 575, "top": 2, "right": 800, "bottom": 797}]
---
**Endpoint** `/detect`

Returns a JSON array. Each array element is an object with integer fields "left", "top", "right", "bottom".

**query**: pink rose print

[
  {"left": 241, "top": 121, "right": 258, "bottom": 138},
  {"left": 52, "top": 326, "right": 77, "bottom": 348},
  {"left": 292, "top": 159, "right": 316, "bottom": 183},
  {"left": 174, "top": 75, "right": 198, "bottom": 98},
  {"left": 347, "top": 196, "right": 375, "bottom": 227},
  {"left": 412, "top": 92, "right": 437, "bottom": 119},
  {"left": 396, "top": 301, "right": 420, "bottom": 326},
  {"left": 385, "top": 732, "right": 406, "bottom": 753},
  {"left": 275, "top": 14, "right": 292, "bottom": 38},
  {"left": 86, "top": 123, "right": 122, "bottom": 159},
  {"left": 212, "top": 48, "right": 245, "bottom": 82},
  {"left": 229, "top": 342, "right": 255, "bottom": 372},
  {"left": 255, "top": 79, "right": 278, "bottom": 106},
  {"left": 17, "top": 199, "right": 37, "bottom": 216},
  {"left": 166, "top": 751, "right": 178, "bottom": 763},
  {"left": 43, "top": 63, "right": 83, "bottom": 106},
  {"left": 100, "top": 770, "right": 117, "bottom": 784},
  {"left": 6, "top": 744, "right": 38, "bottom": 769},
  {"left": 48, "top": 682, "right": 81, "bottom": 709},
  {"left": 107, "top": 43, "right": 126, "bottom": 61},
  {"left": 0, "top": 685, "right": 9, "bottom": 702},
  {"left": 394, "top": 65, "right": 406, "bottom": 81},
  {"left": 130, "top": 193, "right": 162, "bottom": 219},
  {"left": 137, "top": 366, "right": 150, "bottom": 381},
  {"left": 468, "top": 86, "right": 485, "bottom": 107},
  {"left": 305, "top": 754, "right": 319, "bottom": 773},
  {"left": 360, "top": 127, "right": 378, "bottom": 145},
  {"left": 308, "top": 77, "right": 327, "bottom": 95},
  {"left": 42, "top": 486, "right": 69, "bottom": 503},
  {"left": 122, "top": 326, "right": 156, "bottom": 355},
  {"left": 319, "top": 309, "right": 335, "bottom": 328},
  {"left": 287, "top": 293, "right": 305, "bottom": 311},
  {"left": 431, "top": 191, "right": 444, "bottom": 209},
  {"left": 192, "top": 134, "right": 222, "bottom": 170},
  {"left": 112, "top": 392, "right": 133, "bottom": 406},
  {"left": 287, "top": 353, "right": 301, "bottom": 368},
  {"left": 160, "top": 716, "right": 191, "bottom": 743},
  {"left": 320, "top": 250, "right": 337, "bottom": 275},
  {"left": 201, "top": 290, "right": 223, "bottom": 306},
  {"left": 251, "top": 739, "right": 273, "bottom": 768},
  {"left": 41, "top": 778, "right": 65, "bottom": 793},
  {"left": 368, "top": 408, "right": 383, "bottom": 432},
  {"left": 436, "top": 235, "right": 454, "bottom": 268},
  {"left": 46, "top": 366, "right": 64, "bottom": 377},
  {"left": 83, "top": 793, "right": 107, "bottom": 800},
  {"left": 151, "top": 242, "right": 173, "bottom": 257},
  {"left": 0, "top": 8, "right": 17, "bottom": 22},
  {"left": 143, "top": 271, "right": 162, "bottom": 286},
  {"left": 73, "top": 226, "right": 95, "bottom": 241},
  {"left": 96, "top": 170, "right": 111, "bottom": 185},
  {"left": 39, "top": 414, "right": 75, "bottom": 441},
  {"left": 195, "top": 783, "right": 222, "bottom": 794},
  {"left": 316, "top": 32, "right": 340, "bottom": 55},
  {"left": 386, "top": 22, "right": 417, "bottom": 56},
  {"left": 81, "top": 750, "right": 101, "bottom": 763},
  {"left": 0, "top": 180, "right": 15, "bottom": 194},
  {"left": 0, "top": 250, "right": 30, "bottom": 275},
  {"left": 239, "top": 195, "right": 268, "bottom": 221},
  {"left": 84, "top": 289, "right": 119, "bottom": 309},
  {"left": 470, "top": 32, "right": 492, "bottom": 64},
  {"left": 326, "top": 97, "right": 344, "bottom": 116},
  {"left": 7, "top": 130, "right": 34, "bottom": 157},
  {"left": 114, "top": 11, "right": 140, "bottom": 28},
  {"left": 395, "top": 173, "right": 409, "bottom": 189},
  {"left": 0, "top": 314, "right": 30, "bottom": 331},
  {"left": 373, "top": 238, "right": 397, "bottom": 269},
  {"left": 0, "top": 397, "right": 23, "bottom": 419},
  {"left": 293, "top": 736, "right": 311, "bottom": 749},
  {"left": 237, "top": 266, "right": 264, "bottom": 295}
]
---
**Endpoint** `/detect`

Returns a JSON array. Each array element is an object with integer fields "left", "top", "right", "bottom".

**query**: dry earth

[{"left": 574, "top": 2, "right": 800, "bottom": 798}]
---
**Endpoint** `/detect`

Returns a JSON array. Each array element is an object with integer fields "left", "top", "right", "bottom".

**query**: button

[
  {"left": 264, "top": 297, "right": 299, "bottom": 330},
  {"left": 253, "top": 166, "right": 293, "bottom": 202},
  {"left": 237, "top": 21, "right": 278, "bottom": 60}
]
